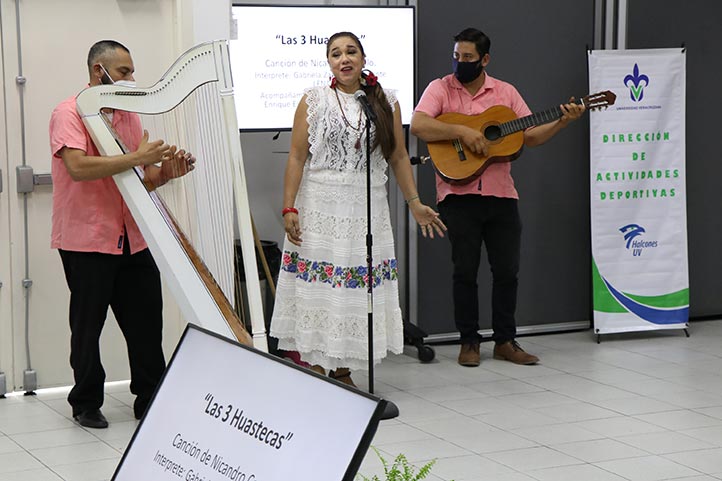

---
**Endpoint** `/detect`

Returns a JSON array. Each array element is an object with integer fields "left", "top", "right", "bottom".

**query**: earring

[{"left": 330, "top": 76, "right": 337, "bottom": 89}]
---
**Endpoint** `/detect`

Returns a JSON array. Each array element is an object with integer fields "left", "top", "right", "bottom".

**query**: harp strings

[{"left": 140, "top": 83, "right": 237, "bottom": 309}]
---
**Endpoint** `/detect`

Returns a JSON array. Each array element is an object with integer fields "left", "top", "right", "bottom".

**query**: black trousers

[
  {"left": 438, "top": 195, "right": 522, "bottom": 345},
  {"left": 59, "top": 246, "right": 166, "bottom": 418}
]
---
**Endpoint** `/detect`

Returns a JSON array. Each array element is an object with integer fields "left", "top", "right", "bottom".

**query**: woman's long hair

[{"left": 327, "top": 32, "right": 395, "bottom": 159}]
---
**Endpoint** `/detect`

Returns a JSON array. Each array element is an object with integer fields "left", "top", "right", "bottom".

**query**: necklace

[{"left": 334, "top": 87, "right": 363, "bottom": 149}]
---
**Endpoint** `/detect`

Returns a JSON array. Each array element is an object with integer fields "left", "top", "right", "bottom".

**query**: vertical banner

[{"left": 588, "top": 49, "right": 688, "bottom": 335}]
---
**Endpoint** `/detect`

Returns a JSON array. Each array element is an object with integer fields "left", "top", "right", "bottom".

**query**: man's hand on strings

[
  {"left": 458, "top": 125, "right": 489, "bottom": 156},
  {"left": 160, "top": 145, "right": 196, "bottom": 181},
  {"left": 283, "top": 212, "right": 302, "bottom": 246},
  {"left": 138, "top": 133, "right": 196, "bottom": 190},
  {"left": 135, "top": 130, "right": 170, "bottom": 166}
]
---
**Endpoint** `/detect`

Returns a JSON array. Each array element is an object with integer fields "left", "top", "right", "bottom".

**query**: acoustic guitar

[{"left": 426, "top": 90, "right": 616, "bottom": 184}]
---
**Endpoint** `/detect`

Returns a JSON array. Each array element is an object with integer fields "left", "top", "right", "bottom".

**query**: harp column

[{"left": 215, "top": 43, "right": 269, "bottom": 352}]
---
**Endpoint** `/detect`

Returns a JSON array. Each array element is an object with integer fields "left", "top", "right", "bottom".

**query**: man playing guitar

[{"left": 410, "top": 27, "right": 585, "bottom": 367}]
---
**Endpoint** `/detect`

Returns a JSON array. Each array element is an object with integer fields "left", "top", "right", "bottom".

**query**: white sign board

[
  {"left": 113, "top": 324, "right": 384, "bottom": 481},
  {"left": 229, "top": 4, "right": 415, "bottom": 130}
]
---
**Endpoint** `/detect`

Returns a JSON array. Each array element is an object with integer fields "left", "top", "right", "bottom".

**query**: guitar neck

[{"left": 500, "top": 99, "right": 583, "bottom": 136}]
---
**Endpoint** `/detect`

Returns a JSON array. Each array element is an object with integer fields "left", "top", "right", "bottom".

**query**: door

[{"left": 0, "top": 13, "right": 12, "bottom": 392}]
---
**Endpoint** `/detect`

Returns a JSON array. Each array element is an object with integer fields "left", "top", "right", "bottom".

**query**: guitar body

[
  {"left": 427, "top": 106, "right": 525, "bottom": 184},
  {"left": 423, "top": 91, "right": 616, "bottom": 184}
]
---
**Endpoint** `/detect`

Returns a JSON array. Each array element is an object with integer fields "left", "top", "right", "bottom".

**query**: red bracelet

[{"left": 282, "top": 207, "right": 298, "bottom": 216}]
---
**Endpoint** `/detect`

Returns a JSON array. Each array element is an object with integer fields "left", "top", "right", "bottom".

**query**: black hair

[
  {"left": 453, "top": 28, "right": 491, "bottom": 57},
  {"left": 87, "top": 40, "right": 130, "bottom": 70}
]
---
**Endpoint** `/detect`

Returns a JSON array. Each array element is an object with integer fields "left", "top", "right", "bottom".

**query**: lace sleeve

[
  {"left": 384, "top": 88, "right": 398, "bottom": 112},
  {"left": 304, "top": 86, "right": 323, "bottom": 159}
]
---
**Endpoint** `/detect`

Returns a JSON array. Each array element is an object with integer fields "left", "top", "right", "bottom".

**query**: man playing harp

[{"left": 49, "top": 40, "right": 195, "bottom": 429}]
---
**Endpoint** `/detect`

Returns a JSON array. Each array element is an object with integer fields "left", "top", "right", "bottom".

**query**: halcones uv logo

[
  {"left": 619, "top": 223, "right": 658, "bottom": 256},
  {"left": 624, "top": 63, "right": 649, "bottom": 102}
]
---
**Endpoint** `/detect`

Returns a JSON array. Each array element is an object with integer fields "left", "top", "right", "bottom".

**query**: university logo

[
  {"left": 623, "top": 63, "right": 649, "bottom": 102},
  {"left": 619, "top": 223, "right": 658, "bottom": 256}
]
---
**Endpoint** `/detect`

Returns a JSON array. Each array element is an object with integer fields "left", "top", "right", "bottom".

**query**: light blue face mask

[{"left": 99, "top": 64, "right": 136, "bottom": 88}]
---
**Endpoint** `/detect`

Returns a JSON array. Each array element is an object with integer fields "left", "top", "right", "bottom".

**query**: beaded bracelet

[
  {"left": 282, "top": 207, "right": 299, "bottom": 216},
  {"left": 405, "top": 195, "right": 420, "bottom": 204}
]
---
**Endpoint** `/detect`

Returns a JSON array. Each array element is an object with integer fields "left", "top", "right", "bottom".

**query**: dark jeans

[
  {"left": 438, "top": 195, "right": 522, "bottom": 345},
  {"left": 59, "top": 246, "right": 166, "bottom": 419}
]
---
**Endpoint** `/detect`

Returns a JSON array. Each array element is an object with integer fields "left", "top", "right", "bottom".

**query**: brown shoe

[
  {"left": 329, "top": 368, "right": 356, "bottom": 388},
  {"left": 493, "top": 340, "right": 539, "bottom": 365},
  {"left": 309, "top": 365, "right": 326, "bottom": 376},
  {"left": 458, "top": 343, "right": 481, "bottom": 367}
]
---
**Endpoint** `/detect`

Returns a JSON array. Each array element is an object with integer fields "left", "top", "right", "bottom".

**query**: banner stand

[
  {"left": 594, "top": 326, "right": 689, "bottom": 345},
  {"left": 588, "top": 48, "right": 689, "bottom": 342}
]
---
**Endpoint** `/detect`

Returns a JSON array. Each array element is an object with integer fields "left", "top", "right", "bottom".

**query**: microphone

[{"left": 353, "top": 90, "right": 377, "bottom": 122}]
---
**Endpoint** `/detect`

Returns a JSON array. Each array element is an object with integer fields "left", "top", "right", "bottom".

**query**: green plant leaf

[{"left": 355, "top": 448, "right": 446, "bottom": 481}]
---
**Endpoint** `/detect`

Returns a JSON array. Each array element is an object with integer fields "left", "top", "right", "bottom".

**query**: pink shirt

[
  {"left": 414, "top": 73, "right": 532, "bottom": 203},
  {"left": 49, "top": 91, "right": 147, "bottom": 254}
]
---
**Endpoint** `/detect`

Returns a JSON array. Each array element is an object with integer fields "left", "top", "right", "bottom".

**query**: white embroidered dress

[{"left": 270, "top": 86, "right": 404, "bottom": 371}]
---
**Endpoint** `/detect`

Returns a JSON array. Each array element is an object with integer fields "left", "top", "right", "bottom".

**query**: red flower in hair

[
  {"left": 330, "top": 76, "right": 338, "bottom": 89},
  {"left": 362, "top": 70, "right": 378, "bottom": 86}
]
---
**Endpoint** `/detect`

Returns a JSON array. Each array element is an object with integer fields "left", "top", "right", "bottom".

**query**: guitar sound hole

[{"left": 484, "top": 125, "right": 502, "bottom": 141}]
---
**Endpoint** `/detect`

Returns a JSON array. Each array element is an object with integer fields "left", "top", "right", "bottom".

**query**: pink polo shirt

[
  {"left": 49, "top": 90, "right": 147, "bottom": 254},
  {"left": 414, "top": 73, "right": 532, "bottom": 203}
]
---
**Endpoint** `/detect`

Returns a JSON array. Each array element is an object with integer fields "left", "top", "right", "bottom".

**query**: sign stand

[{"left": 113, "top": 324, "right": 384, "bottom": 481}]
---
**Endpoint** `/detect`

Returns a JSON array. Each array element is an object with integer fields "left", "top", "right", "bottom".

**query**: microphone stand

[{"left": 362, "top": 111, "right": 399, "bottom": 421}]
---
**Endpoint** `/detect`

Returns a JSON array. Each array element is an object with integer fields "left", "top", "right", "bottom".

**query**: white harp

[{"left": 76, "top": 40, "right": 267, "bottom": 350}]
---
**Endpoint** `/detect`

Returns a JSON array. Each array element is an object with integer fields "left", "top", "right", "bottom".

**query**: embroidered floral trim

[{"left": 281, "top": 250, "right": 397, "bottom": 288}]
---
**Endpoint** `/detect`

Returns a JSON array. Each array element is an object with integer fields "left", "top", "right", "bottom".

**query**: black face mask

[{"left": 452, "top": 59, "right": 484, "bottom": 84}]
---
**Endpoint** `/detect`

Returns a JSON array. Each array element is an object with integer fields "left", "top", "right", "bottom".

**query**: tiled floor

[{"left": 2, "top": 321, "right": 722, "bottom": 480}]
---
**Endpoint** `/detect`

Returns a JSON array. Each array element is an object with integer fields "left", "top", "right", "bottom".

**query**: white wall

[{"left": 0, "top": 0, "right": 237, "bottom": 391}]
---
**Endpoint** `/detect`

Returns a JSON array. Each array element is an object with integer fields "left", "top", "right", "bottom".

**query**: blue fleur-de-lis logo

[
  {"left": 619, "top": 224, "right": 645, "bottom": 249},
  {"left": 623, "top": 64, "right": 650, "bottom": 102}
]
